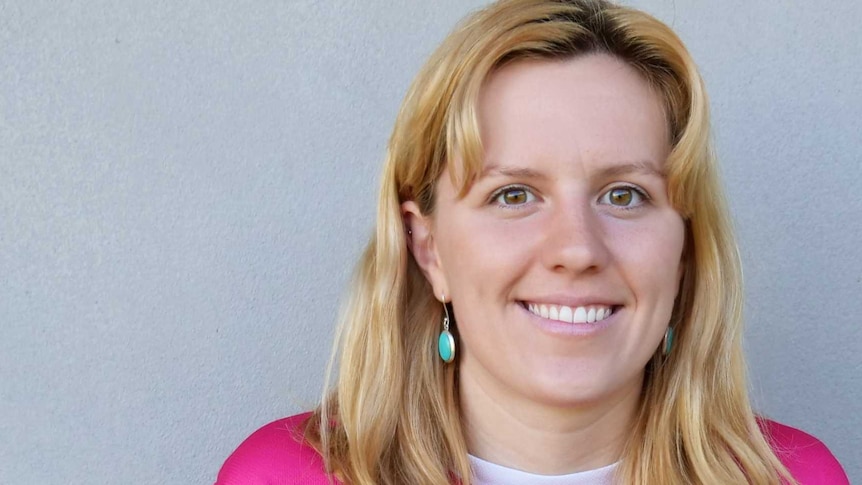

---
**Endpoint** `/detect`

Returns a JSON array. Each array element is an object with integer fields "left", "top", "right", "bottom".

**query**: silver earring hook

[{"left": 441, "top": 292, "right": 450, "bottom": 331}]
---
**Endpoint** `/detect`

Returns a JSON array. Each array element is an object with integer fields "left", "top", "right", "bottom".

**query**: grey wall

[{"left": 1, "top": 1, "right": 859, "bottom": 483}]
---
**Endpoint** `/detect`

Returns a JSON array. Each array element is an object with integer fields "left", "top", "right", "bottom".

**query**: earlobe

[{"left": 401, "top": 201, "right": 448, "bottom": 297}]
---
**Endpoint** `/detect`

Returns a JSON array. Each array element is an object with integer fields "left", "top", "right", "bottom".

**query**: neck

[{"left": 459, "top": 366, "right": 642, "bottom": 475}]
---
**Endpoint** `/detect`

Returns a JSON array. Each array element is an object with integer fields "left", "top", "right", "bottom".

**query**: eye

[
  {"left": 599, "top": 185, "right": 648, "bottom": 208},
  {"left": 491, "top": 185, "right": 536, "bottom": 207}
]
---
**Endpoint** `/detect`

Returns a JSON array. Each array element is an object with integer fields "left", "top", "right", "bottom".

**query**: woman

[{"left": 217, "top": 0, "right": 848, "bottom": 483}]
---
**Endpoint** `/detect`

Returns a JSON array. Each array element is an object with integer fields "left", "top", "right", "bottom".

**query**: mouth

[{"left": 519, "top": 301, "right": 619, "bottom": 324}]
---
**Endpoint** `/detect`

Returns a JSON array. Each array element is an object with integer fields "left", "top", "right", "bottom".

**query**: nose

[{"left": 541, "top": 200, "right": 610, "bottom": 275}]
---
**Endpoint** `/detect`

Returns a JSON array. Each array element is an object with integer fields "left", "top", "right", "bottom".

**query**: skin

[{"left": 403, "top": 54, "right": 686, "bottom": 474}]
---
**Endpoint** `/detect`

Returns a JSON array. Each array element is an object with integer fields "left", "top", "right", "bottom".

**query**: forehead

[{"left": 472, "top": 54, "right": 670, "bottom": 175}]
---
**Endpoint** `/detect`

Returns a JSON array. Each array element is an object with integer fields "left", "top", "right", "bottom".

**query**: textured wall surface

[{"left": 1, "top": 1, "right": 859, "bottom": 483}]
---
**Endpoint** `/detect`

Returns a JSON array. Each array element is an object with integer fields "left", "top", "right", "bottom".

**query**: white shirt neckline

[{"left": 469, "top": 454, "right": 618, "bottom": 485}]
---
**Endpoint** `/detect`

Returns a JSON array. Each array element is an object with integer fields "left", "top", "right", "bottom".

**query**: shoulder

[
  {"left": 757, "top": 418, "right": 849, "bottom": 485},
  {"left": 216, "top": 412, "right": 340, "bottom": 485}
]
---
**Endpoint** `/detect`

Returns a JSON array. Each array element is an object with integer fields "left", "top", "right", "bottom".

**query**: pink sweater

[{"left": 215, "top": 413, "right": 849, "bottom": 484}]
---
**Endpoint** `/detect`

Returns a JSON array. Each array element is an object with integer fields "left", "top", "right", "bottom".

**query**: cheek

[
  {"left": 436, "top": 215, "right": 541, "bottom": 289},
  {"left": 606, "top": 213, "right": 686, "bottom": 298}
]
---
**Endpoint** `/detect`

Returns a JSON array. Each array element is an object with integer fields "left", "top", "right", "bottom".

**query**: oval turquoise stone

[
  {"left": 664, "top": 328, "right": 674, "bottom": 354},
  {"left": 438, "top": 332, "right": 453, "bottom": 362}
]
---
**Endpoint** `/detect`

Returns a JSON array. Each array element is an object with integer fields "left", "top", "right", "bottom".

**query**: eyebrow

[
  {"left": 481, "top": 164, "right": 547, "bottom": 179},
  {"left": 596, "top": 160, "right": 666, "bottom": 179},
  {"left": 480, "top": 159, "right": 666, "bottom": 180}
]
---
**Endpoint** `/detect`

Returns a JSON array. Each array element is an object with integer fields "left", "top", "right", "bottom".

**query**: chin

[{"left": 520, "top": 360, "right": 645, "bottom": 409}]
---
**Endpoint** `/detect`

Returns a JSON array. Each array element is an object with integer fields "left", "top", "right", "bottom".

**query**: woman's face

[{"left": 406, "top": 54, "right": 686, "bottom": 408}]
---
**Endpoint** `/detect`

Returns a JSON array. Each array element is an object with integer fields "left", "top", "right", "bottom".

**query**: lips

[{"left": 521, "top": 301, "right": 616, "bottom": 324}]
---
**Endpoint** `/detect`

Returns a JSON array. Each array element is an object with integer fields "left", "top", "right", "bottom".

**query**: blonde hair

[{"left": 306, "top": 1, "right": 795, "bottom": 483}]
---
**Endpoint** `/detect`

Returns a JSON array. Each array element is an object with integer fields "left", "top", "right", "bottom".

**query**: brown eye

[
  {"left": 601, "top": 186, "right": 646, "bottom": 208},
  {"left": 493, "top": 186, "right": 535, "bottom": 207},
  {"left": 609, "top": 188, "right": 633, "bottom": 206},
  {"left": 504, "top": 189, "right": 527, "bottom": 204}
]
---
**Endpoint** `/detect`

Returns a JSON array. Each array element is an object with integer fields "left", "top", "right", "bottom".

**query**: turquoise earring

[
  {"left": 663, "top": 327, "right": 675, "bottom": 356},
  {"left": 438, "top": 293, "right": 456, "bottom": 363}
]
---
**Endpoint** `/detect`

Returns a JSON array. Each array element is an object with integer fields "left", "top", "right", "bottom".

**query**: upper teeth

[{"left": 526, "top": 303, "right": 614, "bottom": 324}]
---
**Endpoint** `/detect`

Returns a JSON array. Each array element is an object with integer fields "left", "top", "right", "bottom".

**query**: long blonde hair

[{"left": 306, "top": 1, "right": 794, "bottom": 483}]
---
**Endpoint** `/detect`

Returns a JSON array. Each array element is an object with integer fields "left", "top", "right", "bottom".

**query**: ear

[
  {"left": 401, "top": 201, "right": 449, "bottom": 299},
  {"left": 677, "top": 222, "right": 691, "bottom": 287}
]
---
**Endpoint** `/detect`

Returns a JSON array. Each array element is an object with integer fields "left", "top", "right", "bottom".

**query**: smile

[{"left": 522, "top": 302, "right": 616, "bottom": 324}]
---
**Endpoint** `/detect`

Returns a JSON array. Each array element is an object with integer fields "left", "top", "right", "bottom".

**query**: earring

[
  {"left": 438, "top": 293, "right": 456, "bottom": 363},
  {"left": 663, "top": 327, "right": 675, "bottom": 356}
]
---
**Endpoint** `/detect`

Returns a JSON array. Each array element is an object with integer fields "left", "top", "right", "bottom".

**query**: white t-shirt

[{"left": 469, "top": 454, "right": 617, "bottom": 485}]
